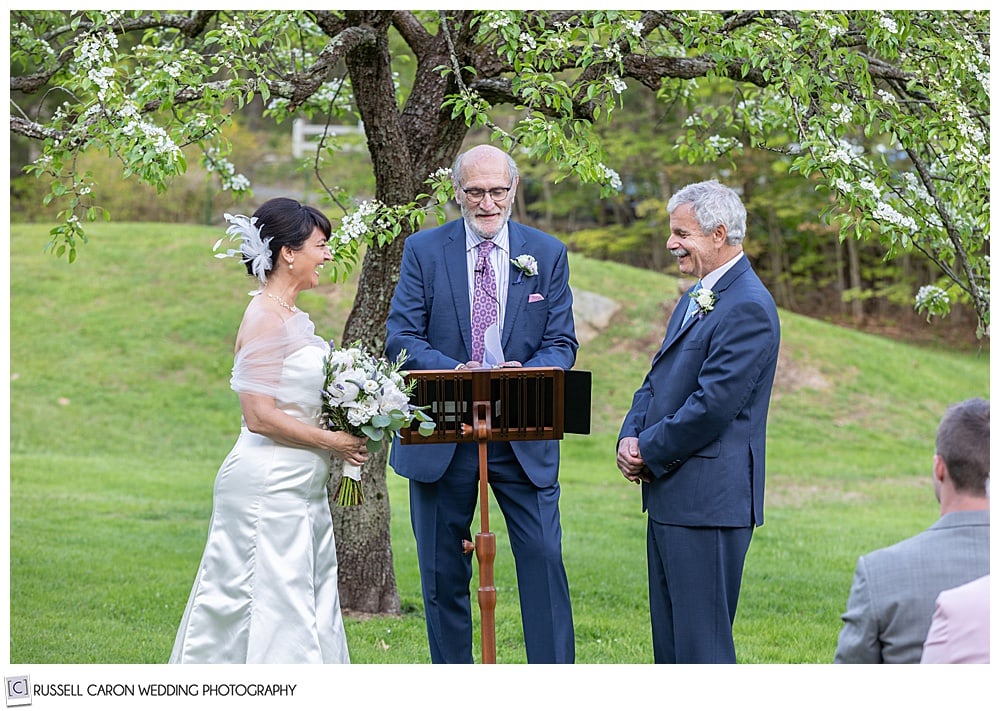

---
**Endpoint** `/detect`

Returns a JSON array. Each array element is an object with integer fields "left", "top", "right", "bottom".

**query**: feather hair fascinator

[{"left": 214, "top": 213, "right": 273, "bottom": 293}]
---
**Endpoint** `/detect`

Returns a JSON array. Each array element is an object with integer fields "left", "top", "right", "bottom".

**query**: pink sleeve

[{"left": 920, "top": 598, "right": 951, "bottom": 663}]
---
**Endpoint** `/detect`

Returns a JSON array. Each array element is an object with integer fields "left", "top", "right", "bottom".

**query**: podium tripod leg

[
  {"left": 475, "top": 530, "right": 497, "bottom": 664},
  {"left": 475, "top": 438, "right": 497, "bottom": 664}
]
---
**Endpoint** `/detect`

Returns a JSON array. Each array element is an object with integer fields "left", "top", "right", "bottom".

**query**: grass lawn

[{"left": 6, "top": 221, "right": 989, "bottom": 691}]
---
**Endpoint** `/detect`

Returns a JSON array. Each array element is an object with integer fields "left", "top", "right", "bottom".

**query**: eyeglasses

[{"left": 461, "top": 185, "right": 512, "bottom": 203}]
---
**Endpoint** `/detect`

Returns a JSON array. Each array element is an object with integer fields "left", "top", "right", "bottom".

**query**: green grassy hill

[{"left": 7, "top": 222, "right": 988, "bottom": 664}]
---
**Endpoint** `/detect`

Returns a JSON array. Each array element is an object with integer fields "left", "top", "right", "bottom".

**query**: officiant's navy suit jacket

[
  {"left": 385, "top": 218, "right": 578, "bottom": 486},
  {"left": 618, "top": 254, "right": 780, "bottom": 527}
]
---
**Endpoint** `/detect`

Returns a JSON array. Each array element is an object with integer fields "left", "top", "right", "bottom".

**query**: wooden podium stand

[{"left": 398, "top": 367, "right": 590, "bottom": 663}]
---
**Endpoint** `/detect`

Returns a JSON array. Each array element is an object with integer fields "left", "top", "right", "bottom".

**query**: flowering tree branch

[{"left": 10, "top": 9, "right": 989, "bottom": 328}]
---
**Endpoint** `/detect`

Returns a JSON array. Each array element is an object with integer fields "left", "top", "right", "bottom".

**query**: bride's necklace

[{"left": 265, "top": 292, "right": 299, "bottom": 314}]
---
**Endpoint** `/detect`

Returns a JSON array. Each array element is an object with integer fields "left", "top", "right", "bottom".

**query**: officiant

[{"left": 385, "top": 144, "right": 579, "bottom": 663}]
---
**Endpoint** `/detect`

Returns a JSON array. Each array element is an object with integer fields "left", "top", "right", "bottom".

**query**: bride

[{"left": 170, "top": 197, "right": 368, "bottom": 664}]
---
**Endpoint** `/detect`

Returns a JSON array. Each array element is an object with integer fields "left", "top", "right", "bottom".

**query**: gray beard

[{"left": 461, "top": 203, "right": 512, "bottom": 240}]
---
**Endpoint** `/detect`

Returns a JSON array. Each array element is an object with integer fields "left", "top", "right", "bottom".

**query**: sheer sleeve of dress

[{"left": 229, "top": 303, "right": 327, "bottom": 398}]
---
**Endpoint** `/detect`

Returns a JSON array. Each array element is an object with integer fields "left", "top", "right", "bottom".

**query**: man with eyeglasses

[{"left": 386, "top": 144, "right": 578, "bottom": 663}]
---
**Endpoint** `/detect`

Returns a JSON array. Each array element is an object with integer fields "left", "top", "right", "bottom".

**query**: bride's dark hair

[{"left": 245, "top": 197, "right": 332, "bottom": 278}]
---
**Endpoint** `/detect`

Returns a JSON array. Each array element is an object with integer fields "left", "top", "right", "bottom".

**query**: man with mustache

[
  {"left": 617, "top": 180, "right": 780, "bottom": 663},
  {"left": 386, "top": 144, "right": 578, "bottom": 663}
]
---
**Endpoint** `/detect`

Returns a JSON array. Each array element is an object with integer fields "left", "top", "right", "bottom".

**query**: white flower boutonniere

[
  {"left": 691, "top": 286, "right": 717, "bottom": 318},
  {"left": 511, "top": 254, "right": 539, "bottom": 284}
]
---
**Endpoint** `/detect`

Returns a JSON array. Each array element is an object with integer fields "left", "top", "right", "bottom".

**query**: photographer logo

[{"left": 5, "top": 676, "right": 31, "bottom": 707}]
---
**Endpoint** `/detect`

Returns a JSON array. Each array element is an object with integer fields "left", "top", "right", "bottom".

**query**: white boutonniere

[
  {"left": 511, "top": 254, "right": 538, "bottom": 284},
  {"left": 690, "top": 286, "right": 717, "bottom": 318}
]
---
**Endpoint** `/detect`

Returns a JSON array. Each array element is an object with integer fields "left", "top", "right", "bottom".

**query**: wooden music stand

[{"left": 399, "top": 367, "right": 590, "bottom": 664}]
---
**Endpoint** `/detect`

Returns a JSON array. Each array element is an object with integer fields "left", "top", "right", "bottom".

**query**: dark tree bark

[{"left": 327, "top": 11, "right": 478, "bottom": 613}]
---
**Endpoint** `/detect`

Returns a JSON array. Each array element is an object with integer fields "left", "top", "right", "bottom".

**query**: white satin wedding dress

[{"left": 170, "top": 308, "right": 349, "bottom": 664}]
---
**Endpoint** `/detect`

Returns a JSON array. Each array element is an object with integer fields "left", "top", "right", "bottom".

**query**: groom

[
  {"left": 617, "top": 180, "right": 780, "bottom": 663},
  {"left": 385, "top": 144, "right": 578, "bottom": 663}
]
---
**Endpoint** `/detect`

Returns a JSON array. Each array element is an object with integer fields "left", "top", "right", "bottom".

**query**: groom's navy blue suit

[
  {"left": 619, "top": 254, "right": 780, "bottom": 662},
  {"left": 386, "top": 218, "right": 578, "bottom": 663}
]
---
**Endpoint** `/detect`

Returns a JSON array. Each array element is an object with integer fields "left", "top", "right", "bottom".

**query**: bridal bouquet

[{"left": 321, "top": 341, "right": 435, "bottom": 506}]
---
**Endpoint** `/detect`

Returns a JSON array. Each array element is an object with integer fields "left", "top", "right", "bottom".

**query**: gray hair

[
  {"left": 452, "top": 146, "right": 519, "bottom": 186},
  {"left": 667, "top": 180, "right": 746, "bottom": 245}
]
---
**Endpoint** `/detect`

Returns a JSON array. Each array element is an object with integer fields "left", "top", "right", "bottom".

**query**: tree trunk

[
  {"left": 542, "top": 179, "right": 553, "bottom": 230},
  {"left": 329, "top": 10, "right": 473, "bottom": 614},
  {"left": 329, "top": 12, "right": 416, "bottom": 615},
  {"left": 846, "top": 234, "right": 864, "bottom": 323},
  {"left": 834, "top": 237, "right": 846, "bottom": 317},
  {"left": 329, "top": 446, "right": 398, "bottom": 613},
  {"left": 765, "top": 206, "right": 793, "bottom": 309},
  {"left": 330, "top": 240, "right": 407, "bottom": 613},
  {"left": 652, "top": 170, "right": 673, "bottom": 272}
]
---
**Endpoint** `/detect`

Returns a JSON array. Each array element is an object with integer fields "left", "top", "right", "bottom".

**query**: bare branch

[
  {"left": 10, "top": 115, "right": 65, "bottom": 142},
  {"left": 623, "top": 54, "right": 721, "bottom": 90},
  {"left": 391, "top": 10, "right": 433, "bottom": 56},
  {"left": 286, "top": 25, "right": 377, "bottom": 110}
]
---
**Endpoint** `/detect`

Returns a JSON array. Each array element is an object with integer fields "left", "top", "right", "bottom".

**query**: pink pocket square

[{"left": 528, "top": 293, "right": 545, "bottom": 303}]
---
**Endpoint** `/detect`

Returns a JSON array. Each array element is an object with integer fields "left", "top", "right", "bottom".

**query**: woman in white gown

[{"left": 171, "top": 198, "right": 368, "bottom": 664}]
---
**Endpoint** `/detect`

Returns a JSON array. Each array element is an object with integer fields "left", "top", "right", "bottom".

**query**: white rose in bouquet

[{"left": 321, "top": 341, "right": 435, "bottom": 505}]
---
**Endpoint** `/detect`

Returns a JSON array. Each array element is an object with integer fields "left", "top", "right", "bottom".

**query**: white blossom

[
  {"left": 223, "top": 173, "right": 251, "bottom": 191},
  {"left": 829, "top": 102, "right": 853, "bottom": 126},
  {"left": 598, "top": 163, "right": 623, "bottom": 192},
  {"left": 334, "top": 200, "right": 384, "bottom": 245},
  {"left": 858, "top": 179, "right": 881, "bottom": 199},
  {"left": 624, "top": 19, "right": 644, "bottom": 37},
  {"left": 915, "top": 285, "right": 949, "bottom": 312},
  {"left": 821, "top": 139, "right": 864, "bottom": 166},
  {"left": 872, "top": 202, "right": 917, "bottom": 232},
  {"left": 705, "top": 135, "right": 742, "bottom": 155},
  {"left": 220, "top": 22, "right": 243, "bottom": 40},
  {"left": 484, "top": 12, "right": 512, "bottom": 30},
  {"left": 607, "top": 75, "right": 627, "bottom": 94},
  {"left": 511, "top": 254, "right": 539, "bottom": 277},
  {"left": 877, "top": 13, "right": 898, "bottom": 35}
]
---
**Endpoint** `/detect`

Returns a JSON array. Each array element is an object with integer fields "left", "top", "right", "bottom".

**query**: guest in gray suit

[{"left": 834, "top": 398, "right": 990, "bottom": 663}]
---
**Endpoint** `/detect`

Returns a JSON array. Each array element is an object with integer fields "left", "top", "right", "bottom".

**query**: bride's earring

[{"left": 288, "top": 261, "right": 294, "bottom": 270}]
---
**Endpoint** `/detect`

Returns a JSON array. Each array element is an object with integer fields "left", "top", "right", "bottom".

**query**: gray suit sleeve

[{"left": 834, "top": 556, "right": 883, "bottom": 663}]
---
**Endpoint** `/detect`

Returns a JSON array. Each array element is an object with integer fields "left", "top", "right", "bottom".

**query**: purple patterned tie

[{"left": 471, "top": 240, "right": 497, "bottom": 362}]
